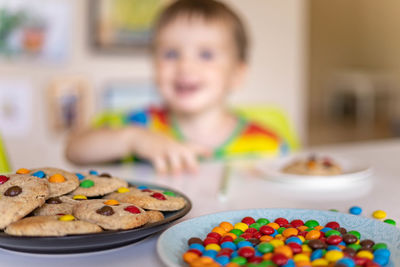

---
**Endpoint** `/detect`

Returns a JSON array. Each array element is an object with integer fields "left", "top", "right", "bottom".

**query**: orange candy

[
  {"left": 314, "top": 225, "right": 324, "bottom": 231},
  {"left": 16, "top": 168, "right": 30, "bottom": 174},
  {"left": 223, "top": 232, "right": 237, "bottom": 240},
  {"left": 104, "top": 199, "right": 120, "bottom": 206},
  {"left": 296, "top": 261, "right": 312, "bottom": 266},
  {"left": 219, "top": 221, "right": 233, "bottom": 232},
  {"left": 259, "top": 235, "right": 273, "bottom": 242},
  {"left": 305, "top": 229, "right": 321, "bottom": 240},
  {"left": 283, "top": 227, "right": 299, "bottom": 237},
  {"left": 182, "top": 251, "right": 199, "bottom": 263},
  {"left": 225, "top": 263, "right": 240, "bottom": 267},
  {"left": 274, "top": 245, "right": 293, "bottom": 258},
  {"left": 274, "top": 234, "right": 286, "bottom": 241},
  {"left": 48, "top": 174, "right": 66, "bottom": 183},
  {"left": 267, "top": 222, "right": 280, "bottom": 230},
  {"left": 297, "top": 225, "right": 309, "bottom": 231},
  {"left": 212, "top": 226, "right": 226, "bottom": 236},
  {"left": 262, "top": 252, "right": 273, "bottom": 261}
]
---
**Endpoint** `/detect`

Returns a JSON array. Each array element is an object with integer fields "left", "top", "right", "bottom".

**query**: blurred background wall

[{"left": 0, "top": 0, "right": 307, "bottom": 168}]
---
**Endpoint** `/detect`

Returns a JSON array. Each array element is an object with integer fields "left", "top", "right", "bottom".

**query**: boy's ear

[{"left": 230, "top": 62, "right": 248, "bottom": 91}]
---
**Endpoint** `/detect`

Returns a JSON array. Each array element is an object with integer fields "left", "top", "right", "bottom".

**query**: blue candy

[
  {"left": 327, "top": 245, "right": 341, "bottom": 251},
  {"left": 349, "top": 206, "right": 362, "bottom": 215},
  {"left": 373, "top": 255, "right": 389, "bottom": 265},
  {"left": 230, "top": 251, "right": 238, "bottom": 258},
  {"left": 282, "top": 259, "right": 295, "bottom": 267},
  {"left": 137, "top": 185, "right": 148, "bottom": 190},
  {"left": 320, "top": 227, "right": 333, "bottom": 233},
  {"left": 202, "top": 250, "right": 217, "bottom": 258},
  {"left": 221, "top": 242, "right": 236, "bottom": 250},
  {"left": 336, "top": 258, "right": 355, "bottom": 267},
  {"left": 215, "top": 256, "right": 230, "bottom": 266},
  {"left": 237, "top": 240, "right": 253, "bottom": 248},
  {"left": 311, "top": 249, "right": 324, "bottom": 261},
  {"left": 374, "top": 248, "right": 391, "bottom": 258},
  {"left": 89, "top": 170, "right": 98, "bottom": 175},
  {"left": 32, "top": 171, "right": 45, "bottom": 178},
  {"left": 285, "top": 236, "right": 302, "bottom": 245},
  {"left": 270, "top": 229, "right": 278, "bottom": 237},
  {"left": 189, "top": 243, "right": 204, "bottom": 252},
  {"left": 75, "top": 173, "right": 85, "bottom": 180}
]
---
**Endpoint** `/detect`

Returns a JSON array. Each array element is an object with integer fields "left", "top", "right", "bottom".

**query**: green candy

[
  {"left": 373, "top": 243, "right": 387, "bottom": 250},
  {"left": 304, "top": 219, "right": 319, "bottom": 228},
  {"left": 329, "top": 209, "right": 339, "bottom": 212},
  {"left": 261, "top": 260, "right": 277, "bottom": 266},
  {"left": 257, "top": 243, "right": 274, "bottom": 254},
  {"left": 347, "top": 243, "right": 361, "bottom": 251},
  {"left": 233, "top": 237, "right": 246, "bottom": 245},
  {"left": 348, "top": 230, "right": 361, "bottom": 240},
  {"left": 230, "top": 229, "right": 243, "bottom": 237},
  {"left": 325, "top": 230, "right": 341, "bottom": 237},
  {"left": 163, "top": 191, "right": 176, "bottom": 197},
  {"left": 249, "top": 223, "right": 262, "bottom": 230},
  {"left": 231, "top": 256, "right": 247, "bottom": 265},
  {"left": 305, "top": 228, "right": 315, "bottom": 232},
  {"left": 79, "top": 179, "right": 94, "bottom": 188},
  {"left": 384, "top": 219, "right": 396, "bottom": 226},
  {"left": 256, "top": 218, "right": 270, "bottom": 225},
  {"left": 277, "top": 227, "right": 286, "bottom": 234}
]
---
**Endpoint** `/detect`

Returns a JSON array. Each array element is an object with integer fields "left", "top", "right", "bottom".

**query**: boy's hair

[{"left": 154, "top": 0, "right": 249, "bottom": 62}]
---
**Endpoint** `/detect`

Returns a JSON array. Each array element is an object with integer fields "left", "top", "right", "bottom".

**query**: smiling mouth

[{"left": 174, "top": 82, "right": 201, "bottom": 96}]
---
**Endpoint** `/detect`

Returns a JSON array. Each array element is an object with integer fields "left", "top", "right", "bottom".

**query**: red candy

[
  {"left": 124, "top": 206, "right": 141, "bottom": 214},
  {"left": 187, "top": 249, "right": 202, "bottom": 256},
  {"left": 290, "top": 219, "right": 304, "bottom": 228},
  {"left": 253, "top": 231, "right": 262, "bottom": 239},
  {"left": 274, "top": 217, "right": 289, "bottom": 227},
  {"left": 207, "top": 232, "right": 221, "bottom": 240},
  {"left": 241, "top": 216, "right": 256, "bottom": 225},
  {"left": 240, "top": 233, "right": 253, "bottom": 240},
  {"left": 203, "top": 237, "right": 218, "bottom": 246},
  {"left": 298, "top": 231, "right": 308, "bottom": 237},
  {"left": 272, "top": 253, "right": 288, "bottom": 265},
  {"left": 325, "top": 221, "right": 340, "bottom": 229},
  {"left": 287, "top": 242, "right": 302, "bottom": 254},
  {"left": 151, "top": 192, "right": 166, "bottom": 200},
  {"left": 141, "top": 189, "right": 153, "bottom": 193},
  {"left": 260, "top": 225, "right": 275, "bottom": 235},
  {"left": 219, "top": 235, "right": 233, "bottom": 244},
  {"left": 245, "top": 228, "right": 258, "bottom": 234},
  {"left": 238, "top": 247, "right": 255, "bottom": 258},
  {"left": 218, "top": 248, "right": 233, "bottom": 257},
  {"left": 354, "top": 257, "right": 369, "bottom": 265},
  {"left": 326, "top": 235, "right": 342, "bottom": 245},
  {"left": 248, "top": 256, "right": 263, "bottom": 263},
  {"left": 0, "top": 175, "right": 9, "bottom": 185}
]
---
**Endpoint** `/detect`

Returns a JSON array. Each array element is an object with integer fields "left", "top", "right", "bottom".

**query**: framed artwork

[
  {"left": 47, "top": 78, "right": 92, "bottom": 133},
  {"left": 0, "top": 0, "right": 71, "bottom": 63},
  {"left": 88, "top": 0, "right": 169, "bottom": 54}
]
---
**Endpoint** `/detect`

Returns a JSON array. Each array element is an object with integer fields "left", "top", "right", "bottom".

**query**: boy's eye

[
  {"left": 163, "top": 49, "right": 179, "bottom": 60},
  {"left": 200, "top": 50, "right": 214, "bottom": 60}
]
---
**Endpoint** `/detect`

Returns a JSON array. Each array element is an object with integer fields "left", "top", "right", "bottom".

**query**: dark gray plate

[{"left": 0, "top": 183, "right": 192, "bottom": 254}]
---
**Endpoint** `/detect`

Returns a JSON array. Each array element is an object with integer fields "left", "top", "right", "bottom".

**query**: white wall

[{"left": 0, "top": 0, "right": 307, "bottom": 169}]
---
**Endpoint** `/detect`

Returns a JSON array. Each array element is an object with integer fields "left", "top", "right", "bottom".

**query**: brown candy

[
  {"left": 248, "top": 238, "right": 261, "bottom": 246},
  {"left": 342, "top": 234, "right": 357, "bottom": 244},
  {"left": 360, "top": 239, "right": 375, "bottom": 248},
  {"left": 46, "top": 197, "right": 62, "bottom": 204},
  {"left": 359, "top": 247, "right": 374, "bottom": 253},
  {"left": 99, "top": 173, "right": 112, "bottom": 178},
  {"left": 308, "top": 239, "right": 327, "bottom": 250},
  {"left": 188, "top": 237, "right": 203, "bottom": 246},
  {"left": 96, "top": 205, "right": 114, "bottom": 216},
  {"left": 4, "top": 186, "right": 22, "bottom": 197},
  {"left": 343, "top": 247, "right": 356, "bottom": 257},
  {"left": 337, "top": 227, "right": 347, "bottom": 235}
]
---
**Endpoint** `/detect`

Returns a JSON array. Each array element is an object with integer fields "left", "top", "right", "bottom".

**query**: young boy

[{"left": 66, "top": 0, "right": 288, "bottom": 174}]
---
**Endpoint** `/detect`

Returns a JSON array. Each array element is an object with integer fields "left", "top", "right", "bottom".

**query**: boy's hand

[{"left": 130, "top": 127, "right": 210, "bottom": 175}]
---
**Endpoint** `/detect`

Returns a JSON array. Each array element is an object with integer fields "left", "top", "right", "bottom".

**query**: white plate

[
  {"left": 157, "top": 209, "right": 399, "bottom": 267},
  {"left": 254, "top": 154, "right": 373, "bottom": 189}
]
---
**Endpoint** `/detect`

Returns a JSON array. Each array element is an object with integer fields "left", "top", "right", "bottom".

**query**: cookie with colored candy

[
  {"left": 73, "top": 199, "right": 149, "bottom": 230},
  {"left": 70, "top": 172, "right": 128, "bottom": 197},
  {"left": 281, "top": 155, "right": 342, "bottom": 176},
  {"left": 26, "top": 167, "right": 79, "bottom": 198},
  {"left": 146, "top": 210, "right": 165, "bottom": 224},
  {"left": 105, "top": 187, "right": 186, "bottom": 211},
  {"left": 0, "top": 174, "right": 49, "bottom": 229},
  {"left": 32, "top": 195, "right": 88, "bottom": 216},
  {"left": 5, "top": 215, "right": 102, "bottom": 236}
]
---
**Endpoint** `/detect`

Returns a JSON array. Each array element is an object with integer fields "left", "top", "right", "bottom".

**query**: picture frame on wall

[
  {"left": 88, "top": 0, "right": 169, "bottom": 54},
  {"left": 47, "top": 77, "right": 92, "bottom": 133}
]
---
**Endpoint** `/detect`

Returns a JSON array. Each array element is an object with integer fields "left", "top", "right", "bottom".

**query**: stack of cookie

[{"left": 0, "top": 168, "right": 186, "bottom": 236}]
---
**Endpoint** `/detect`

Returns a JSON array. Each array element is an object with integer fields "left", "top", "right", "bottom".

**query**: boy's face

[{"left": 154, "top": 16, "right": 246, "bottom": 115}]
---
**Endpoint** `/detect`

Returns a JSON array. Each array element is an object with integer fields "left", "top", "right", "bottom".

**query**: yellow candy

[
  {"left": 58, "top": 214, "right": 75, "bottom": 221},
  {"left": 293, "top": 253, "right": 310, "bottom": 262},
  {"left": 301, "top": 244, "right": 312, "bottom": 253},
  {"left": 219, "top": 221, "right": 233, "bottom": 232},
  {"left": 104, "top": 199, "right": 119, "bottom": 206},
  {"left": 234, "top": 222, "right": 248, "bottom": 232},
  {"left": 311, "top": 259, "right": 328, "bottom": 266},
  {"left": 325, "top": 250, "right": 344, "bottom": 262},
  {"left": 269, "top": 239, "right": 284, "bottom": 248},
  {"left": 356, "top": 250, "right": 374, "bottom": 260},
  {"left": 298, "top": 235, "right": 305, "bottom": 242},
  {"left": 73, "top": 195, "right": 87, "bottom": 200},
  {"left": 372, "top": 210, "right": 387, "bottom": 220},
  {"left": 16, "top": 168, "right": 30, "bottom": 174},
  {"left": 205, "top": 244, "right": 221, "bottom": 252},
  {"left": 117, "top": 187, "right": 130, "bottom": 193},
  {"left": 48, "top": 174, "right": 66, "bottom": 183}
]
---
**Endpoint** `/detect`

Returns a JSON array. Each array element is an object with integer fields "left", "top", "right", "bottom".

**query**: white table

[{"left": 2, "top": 139, "right": 400, "bottom": 267}]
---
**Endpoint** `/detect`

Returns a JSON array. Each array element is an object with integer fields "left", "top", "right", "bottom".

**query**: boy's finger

[
  {"left": 180, "top": 149, "right": 198, "bottom": 173},
  {"left": 166, "top": 152, "right": 183, "bottom": 175},
  {"left": 186, "top": 143, "right": 212, "bottom": 158},
  {"left": 152, "top": 156, "right": 168, "bottom": 175}
]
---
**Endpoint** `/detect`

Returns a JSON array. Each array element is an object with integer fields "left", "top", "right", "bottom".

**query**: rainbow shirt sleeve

[{"left": 93, "top": 107, "right": 288, "bottom": 161}]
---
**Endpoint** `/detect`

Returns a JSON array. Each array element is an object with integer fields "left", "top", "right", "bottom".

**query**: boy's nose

[{"left": 177, "top": 56, "right": 196, "bottom": 75}]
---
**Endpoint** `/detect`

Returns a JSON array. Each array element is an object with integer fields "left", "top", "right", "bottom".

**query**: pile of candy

[{"left": 182, "top": 216, "right": 391, "bottom": 266}]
